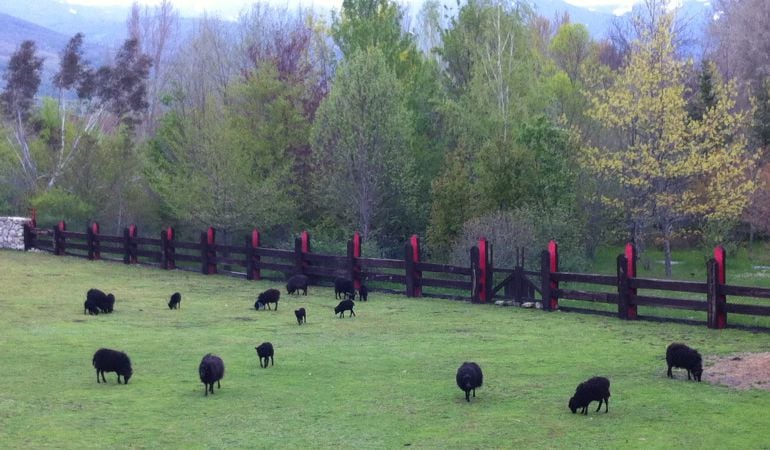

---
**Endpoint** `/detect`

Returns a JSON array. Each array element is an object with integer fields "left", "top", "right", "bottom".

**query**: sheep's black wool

[
  {"left": 666, "top": 343, "right": 703, "bottom": 382},
  {"left": 199, "top": 354, "right": 225, "bottom": 396},
  {"left": 334, "top": 299, "right": 355, "bottom": 318},
  {"left": 168, "top": 292, "right": 181, "bottom": 310},
  {"left": 286, "top": 274, "right": 308, "bottom": 296},
  {"left": 256, "top": 289, "right": 280, "bottom": 310},
  {"left": 456, "top": 362, "right": 483, "bottom": 402},
  {"left": 84, "top": 297, "right": 99, "bottom": 315},
  {"left": 86, "top": 289, "right": 114, "bottom": 314},
  {"left": 358, "top": 284, "right": 368, "bottom": 302},
  {"left": 295, "top": 308, "right": 306, "bottom": 325},
  {"left": 92, "top": 348, "right": 132, "bottom": 384},
  {"left": 255, "top": 342, "right": 274, "bottom": 368},
  {"left": 334, "top": 277, "right": 355, "bottom": 300},
  {"left": 569, "top": 376, "right": 610, "bottom": 415}
]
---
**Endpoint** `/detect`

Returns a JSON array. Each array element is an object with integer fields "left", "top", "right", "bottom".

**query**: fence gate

[{"left": 490, "top": 247, "right": 540, "bottom": 303}]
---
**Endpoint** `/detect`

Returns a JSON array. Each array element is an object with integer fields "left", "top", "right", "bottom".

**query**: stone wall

[{"left": 0, "top": 217, "right": 30, "bottom": 250}]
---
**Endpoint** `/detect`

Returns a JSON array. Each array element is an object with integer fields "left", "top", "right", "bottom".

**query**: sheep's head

[
  {"left": 568, "top": 396, "right": 578, "bottom": 413},
  {"left": 692, "top": 366, "right": 703, "bottom": 382},
  {"left": 122, "top": 367, "right": 133, "bottom": 383}
]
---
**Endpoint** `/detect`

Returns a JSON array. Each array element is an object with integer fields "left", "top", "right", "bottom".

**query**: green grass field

[{"left": 1, "top": 250, "right": 770, "bottom": 449}]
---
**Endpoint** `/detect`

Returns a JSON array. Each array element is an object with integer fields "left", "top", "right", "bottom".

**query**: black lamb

[
  {"left": 255, "top": 288, "right": 280, "bottom": 310},
  {"left": 334, "top": 299, "right": 355, "bottom": 318},
  {"left": 84, "top": 298, "right": 99, "bottom": 315},
  {"left": 569, "top": 376, "right": 610, "bottom": 415},
  {"left": 199, "top": 353, "right": 225, "bottom": 396},
  {"left": 100, "top": 294, "right": 115, "bottom": 313},
  {"left": 255, "top": 342, "right": 274, "bottom": 368},
  {"left": 334, "top": 277, "right": 355, "bottom": 300},
  {"left": 86, "top": 289, "right": 114, "bottom": 314},
  {"left": 286, "top": 274, "right": 309, "bottom": 296},
  {"left": 92, "top": 348, "right": 132, "bottom": 384},
  {"left": 666, "top": 343, "right": 703, "bottom": 382},
  {"left": 295, "top": 308, "right": 306, "bottom": 325},
  {"left": 358, "top": 284, "right": 368, "bottom": 302},
  {"left": 456, "top": 362, "right": 483, "bottom": 402},
  {"left": 168, "top": 292, "right": 181, "bottom": 310}
]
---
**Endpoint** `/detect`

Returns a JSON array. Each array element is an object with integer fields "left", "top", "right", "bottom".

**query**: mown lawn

[{"left": 1, "top": 250, "right": 769, "bottom": 449}]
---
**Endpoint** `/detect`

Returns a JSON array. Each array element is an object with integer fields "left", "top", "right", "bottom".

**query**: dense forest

[{"left": 1, "top": 0, "right": 768, "bottom": 274}]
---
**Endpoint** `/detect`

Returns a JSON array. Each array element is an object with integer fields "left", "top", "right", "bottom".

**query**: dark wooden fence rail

[{"left": 20, "top": 222, "right": 770, "bottom": 329}]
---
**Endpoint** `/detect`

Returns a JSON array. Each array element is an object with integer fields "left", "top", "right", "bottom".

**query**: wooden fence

[{"left": 21, "top": 221, "right": 770, "bottom": 330}]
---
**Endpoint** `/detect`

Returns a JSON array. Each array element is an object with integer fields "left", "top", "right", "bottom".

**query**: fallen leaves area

[{"left": 704, "top": 353, "right": 770, "bottom": 391}]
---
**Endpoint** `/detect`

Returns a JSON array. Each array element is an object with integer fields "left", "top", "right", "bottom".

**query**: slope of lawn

[{"left": 1, "top": 250, "right": 769, "bottom": 448}]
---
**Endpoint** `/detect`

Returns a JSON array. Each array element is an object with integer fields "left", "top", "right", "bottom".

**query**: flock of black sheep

[{"left": 84, "top": 276, "right": 705, "bottom": 410}]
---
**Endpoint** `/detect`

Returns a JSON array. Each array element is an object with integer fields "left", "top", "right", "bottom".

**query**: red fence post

[
  {"left": 123, "top": 224, "right": 138, "bottom": 264},
  {"left": 23, "top": 222, "right": 36, "bottom": 250},
  {"left": 351, "top": 231, "right": 362, "bottom": 290},
  {"left": 471, "top": 246, "right": 481, "bottom": 302},
  {"left": 623, "top": 243, "right": 638, "bottom": 319},
  {"left": 87, "top": 222, "right": 100, "bottom": 260},
  {"left": 408, "top": 235, "right": 421, "bottom": 297},
  {"left": 204, "top": 227, "right": 217, "bottom": 274},
  {"left": 161, "top": 227, "right": 175, "bottom": 270},
  {"left": 246, "top": 229, "right": 261, "bottom": 280},
  {"left": 54, "top": 221, "right": 66, "bottom": 255},
  {"left": 713, "top": 245, "right": 727, "bottom": 329},
  {"left": 478, "top": 237, "right": 492, "bottom": 303},
  {"left": 543, "top": 240, "right": 559, "bottom": 311}
]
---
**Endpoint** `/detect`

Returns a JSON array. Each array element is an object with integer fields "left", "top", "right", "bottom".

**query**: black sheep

[
  {"left": 92, "top": 348, "right": 132, "bottom": 384},
  {"left": 168, "top": 292, "right": 181, "bottom": 310},
  {"left": 334, "top": 277, "right": 355, "bottom": 300},
  {"left": 286, "top": 274, "right": 309, "bottom": 296},
  {"left": 199, "top": 354, "right": 225, "bottom": 396},
  {"left": 86, "top": 289, "right": 114, "bottom": 314},
  {"left": 255, "top": 288, "right": 280, "bottom": 310},
  {"left": 255, "top": 342, "right": 274, "bottom": 368},
  {"left": 666, "top": 343, "right": 703, "bottom": 382},
  {"left": 84, "top": 298, "right": 99, "bottom": 315},
  {"left": 358, "top": 284, "right": 369, "bottom": 302},
  {"left": 295, "top": 308, "right": 306, "bottom": 325},
  {"left": 569, "top": 376, "right": 610, "bottom": 415},
  {"left": 456, "top": 362, "right": 483, "bottom": 402},
  {"left": 334, "top": 299, "right": 355, "bottom": 318}
]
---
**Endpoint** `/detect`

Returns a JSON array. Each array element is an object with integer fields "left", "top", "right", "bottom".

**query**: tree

[
  {"left": 311, "top": 47, "right": 415, "bottom": 246},
  {"left": 583, "top": 12, "right": 755, "bottom": 277},
  {"left": 1, "top": 40, "right": 44, "bottom": 188}
]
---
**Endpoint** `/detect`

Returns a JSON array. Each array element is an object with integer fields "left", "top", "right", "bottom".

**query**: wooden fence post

[
  {"left": 478, "top": 237, "right": 492, "bottom": 303},
  {"left": 541, "top": 240, "right": 559, "bottom": 311},
  {"left": 404, "top": 235, "right": 421, "bottom": 297},
  {"left": 470, "top": 246, "right": 480, "bottom": 302},
  {"left": 123, "top": 224, "right": 138, "bottom": 264},
  {"left": 161, "top": 227, "right": 175, "bottom": 270},
  {"left": 87, "top": 222, "right": 100, "bottom": 260},
  {"left": 23, "top": 222, "right": 36, "bottom": 250},
  {"left": 199, "top": 227, "right": 216, "bottom": 274},
  {"left": 540, "top": 250, "right": 551, "bottom": 310},
  {"left": 54, "top": 221, "right": 66, "bottom": 255},
  {"left": 619, "top": 243, "right": 638, "bottom": 319},
  {"left": 617, "top": 254, "right": 631, "bottom": 319},
  {"left": 350, "top": 231, "right": 362, "bottom": 290},
  {"left": 709, "top": 246, "right": 727, "bottom": 329},
  {"left": 246, "top": 229, "right": 260, "bottom": 280}
]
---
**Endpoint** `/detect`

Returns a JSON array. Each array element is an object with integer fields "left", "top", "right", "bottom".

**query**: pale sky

[{"left": 63, "top": 0, "right": 703, "bottom": 18}]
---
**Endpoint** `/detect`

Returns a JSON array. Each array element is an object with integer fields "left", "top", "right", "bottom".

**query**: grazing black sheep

[
  {"left": 666, "top": 343, "right": 703, "bottom": 382},
  {"left": 92, "top": 348, "right": 132, "bottom": 384},
  {"left": 255, "top": 288, "right": 280, "bottom": 310},
  {"left": 84, "top": 298, "right": 99, "bottom": 315},
  {"left": 334, "top": 277, "right": 355, "bottom": 300},
  {"left": 358, "top": 284, "right": 369, "bottom": 302},
  {"left": 456, "top": 362, "right": 483, "bottom": 402},
  {"left": 199, "top": 354, "right": 225, "bottom": 396},
  {"left": 168, "top": 292, "right": 181, "bottom": 310},
  {"left": 255, "top": 342, "right": 274, "bottom": 368},
  {"left": 286, "top": 274, "right": 309, "bottom": 296},
  {"left": 87, "top": 289, "right": 114, "bottom": 314},
  {"left": 334, "top": 299, "right": 355, "bottom": 318},
  {"left": 295, "top": 308, "right": 306, "bottom": 325},
  {"left": 569, "top": 376, "right": 610, "bottom": 415}
]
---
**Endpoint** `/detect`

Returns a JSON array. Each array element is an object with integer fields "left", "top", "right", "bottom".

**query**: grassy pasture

[{"left": 1, "top": 250, "right": 770, "bottom": 449}]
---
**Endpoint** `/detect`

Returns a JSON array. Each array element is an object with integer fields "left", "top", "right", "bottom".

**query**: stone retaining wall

[{"left": 0, "top": 217, "right": 30, "bottom": 250}]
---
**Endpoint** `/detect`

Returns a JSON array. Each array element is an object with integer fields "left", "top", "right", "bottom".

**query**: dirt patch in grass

[{"left": 704, "top": 352, "right": 770, "bottom": 391}]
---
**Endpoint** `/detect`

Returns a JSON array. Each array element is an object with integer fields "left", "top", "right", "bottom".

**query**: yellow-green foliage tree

[{"left": 583, "top": 12, "right": 756, "bottom": 277}]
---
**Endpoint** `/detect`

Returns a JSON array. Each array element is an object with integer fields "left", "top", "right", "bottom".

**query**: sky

[{"left": 62, "top": 0, "right": 661, "bottom": 18}]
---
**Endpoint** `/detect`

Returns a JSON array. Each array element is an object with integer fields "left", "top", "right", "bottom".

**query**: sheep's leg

[
  {"left": 217, "top": 380, "right": 220, "bottom": 389},
  {"left": 270, "top": 356, "right": 274, "bottom": 366},
  {"left": 667, "top": 365, "right": 673, "bottom": 378},
  {"left": 96, "top": 370, "right": 101, "bottom": 383},
  {"left": 204, "top": 383, "right": 209, "bottom": 396},
  {"left": 351, "top": 310, "right": 356, "bottom": 317},
  {"left": 465, "top": 390, "right": 470, "bottom": 402},
  {"left": 117, "top": 374, "right": 122, "bottom": 384},
  {"left": 472, "top": 388, "right": 476, "bottom": 398},
  {"left": 686, "top": 370, "right": 692, "bottom": 380},
  {"left": 604, "top": 397, "right": 609, "bottom": 413},
  {"left": 595, "top": 399, "right": 602, "bottom": 412}
]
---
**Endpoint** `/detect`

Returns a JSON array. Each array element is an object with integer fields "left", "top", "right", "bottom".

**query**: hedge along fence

[
  {"left": 21, "top": 220, "right": 770, "bottom": 329},
  {"left": 23, "top": 221, "right": 497, "bottom": 301}
]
